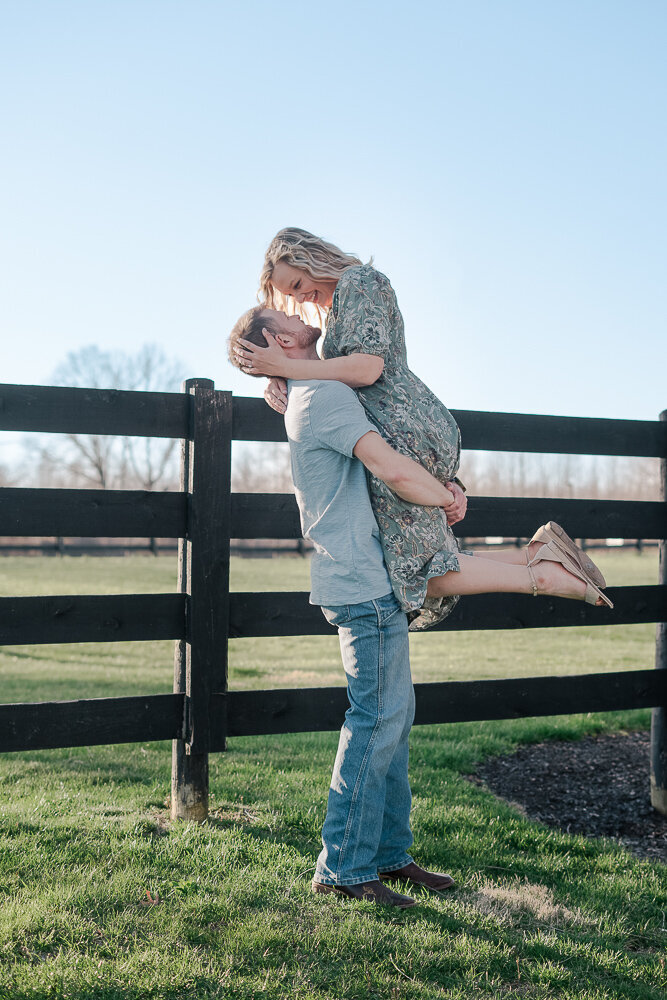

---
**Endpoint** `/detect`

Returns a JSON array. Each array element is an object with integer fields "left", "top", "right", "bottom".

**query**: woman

[{"left": 234, "top": 227, "right": 612, "bottom": 628}]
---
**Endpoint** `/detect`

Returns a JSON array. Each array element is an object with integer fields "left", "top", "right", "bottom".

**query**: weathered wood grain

[
  {"left": 0, "top": 488, "right": 187, "bottom": 538},
  {"left": 231, "top": 494, "right": 665, "bottom": 541},
  {"left": 181, "top": 384, "right": 232, "bottom": 757},
  {"left": 452, "top": 409, "right": 667, "bottom": 457},
  {"left": 650, "top": 408, "right": 667, "bottom": 814},
  {"left": 3, "top": 489, "right": 660, "bottom": 543},
  {"left": 0, "top": 593, "right": 186, "bottom": 645},
  {"left": 228, "top": 585, "right": 667, "bottom": 638},
  {"left": 0, "top": 383, "right": 189, "bottom": 437},
  {"left": 0, "top": 693, "right": 184, "bottom": 752},
  {"left": 12, "top": 385, "right": 662, "bottom": 455},
  {"left": 231, "top": 493, "right": 302, "bottom": 539},
  {"left": 210, "top": 668, "right": 667, "bottom": 742}
]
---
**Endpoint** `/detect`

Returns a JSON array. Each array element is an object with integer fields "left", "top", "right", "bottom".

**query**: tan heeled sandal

[
  {"left": 528, "top": 521, "right": 606, "bottom": 588},
  {"left": 526, "top": 541, "right": 614, "bottom": 608}
]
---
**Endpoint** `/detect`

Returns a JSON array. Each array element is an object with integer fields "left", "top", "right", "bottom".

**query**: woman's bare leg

[
  {"left": 426, "top": 553, "right": 603, "bottom": 604},
  {"left": 468, "top": 541, "right": 540, "bottom": 565}
]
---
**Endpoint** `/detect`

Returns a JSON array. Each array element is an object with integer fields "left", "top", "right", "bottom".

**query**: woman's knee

[{"left": 426, "top": 572, "right": 457, "bottom": 598}]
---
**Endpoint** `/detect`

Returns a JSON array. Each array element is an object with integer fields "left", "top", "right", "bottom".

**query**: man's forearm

[
  {"left": 353, "top": 432, "right": 453, "bottom": 508},
  {"left": 384, "top": 453, "right": 454, "bottom": 507},
  {"left": 279, "top": 354, "right": 384, "bottom": 388}
]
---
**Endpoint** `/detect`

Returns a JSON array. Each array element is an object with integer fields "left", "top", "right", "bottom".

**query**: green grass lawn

[{"left": 0, "top": 551, "right": 665, "bottom": 999}]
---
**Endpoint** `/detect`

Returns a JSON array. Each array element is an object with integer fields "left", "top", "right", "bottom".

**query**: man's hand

[
  {"left": 264, "top": 377, "right": 288, "bottom": 414},
  {"left": 443, "top": 480, "right": 467, "bottom": 525},
  {"left": 234, "top": 330, "right": 291, "bottom": 378}
]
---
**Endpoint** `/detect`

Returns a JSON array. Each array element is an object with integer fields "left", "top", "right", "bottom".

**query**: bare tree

[
  {"left": 29, "top": 344, "right": 186, "bottom": 490},
  {"left": 231, "top": 442, "right": 294, "bottom": 494}
]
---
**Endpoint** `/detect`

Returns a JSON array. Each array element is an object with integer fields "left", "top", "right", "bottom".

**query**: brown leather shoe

[
  {"left": 311, "top": 878, "right": 417, "bottom": 908},
  {"left": 379, "top": 862, "right": 455, "bottom": 892}
]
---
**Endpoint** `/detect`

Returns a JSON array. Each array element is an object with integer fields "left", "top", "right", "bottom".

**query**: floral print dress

[{"left": 321, "top": 264, "right": 462, "bottom": 631}]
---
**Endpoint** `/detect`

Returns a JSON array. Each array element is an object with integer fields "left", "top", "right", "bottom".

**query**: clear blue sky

[{"left": 1, "top": 0, "right": 665, "bottom": 427}]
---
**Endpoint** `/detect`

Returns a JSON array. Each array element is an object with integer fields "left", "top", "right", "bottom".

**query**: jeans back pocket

[{"left": 321, "top": 604, "right": 351, "bottom": 627}]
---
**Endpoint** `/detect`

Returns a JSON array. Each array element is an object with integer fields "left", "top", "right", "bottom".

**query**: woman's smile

[{"left": 271, "top": 261, "right": 337, "bottom": 309}]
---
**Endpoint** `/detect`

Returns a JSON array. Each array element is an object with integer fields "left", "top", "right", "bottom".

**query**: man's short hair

[{"left": 227, "top": 307, "right": 281, "bottom": 375}]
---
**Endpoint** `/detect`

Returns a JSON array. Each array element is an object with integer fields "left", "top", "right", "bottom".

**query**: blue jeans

[{"left": 315, "top": 592, "right": 415, "bottom": 886}]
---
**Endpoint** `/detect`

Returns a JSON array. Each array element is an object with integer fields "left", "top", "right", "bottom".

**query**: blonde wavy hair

[{"left": 258, "top": 227, "right": 363, "bottom": 324}]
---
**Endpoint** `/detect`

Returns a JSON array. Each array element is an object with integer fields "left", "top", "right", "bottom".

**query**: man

[{"left": 228, "top": 306, "right": 466, "bottom": 908}]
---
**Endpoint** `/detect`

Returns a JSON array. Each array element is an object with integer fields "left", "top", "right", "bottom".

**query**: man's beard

[{"left": 296, "top": 325, "right": 322, "bottom": 348}]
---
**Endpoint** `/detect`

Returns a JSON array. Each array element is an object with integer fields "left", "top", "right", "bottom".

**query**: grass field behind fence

[
  {"left": 0, "top": 550, "right": 658, "bottom": 700},
  {"left": 0, "top": 552, "right": 665, "bottom": 999}
]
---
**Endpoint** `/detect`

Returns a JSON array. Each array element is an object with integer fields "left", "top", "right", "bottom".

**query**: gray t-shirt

[{"left": 285, "top": 379, "right": 392, "bottom": 607}]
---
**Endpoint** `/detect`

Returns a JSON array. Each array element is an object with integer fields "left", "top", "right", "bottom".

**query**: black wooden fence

[{"left": 0, "top": 380, "right": 665, "bottom": 820}]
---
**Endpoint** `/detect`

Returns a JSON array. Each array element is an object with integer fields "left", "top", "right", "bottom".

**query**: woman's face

[{"left": 271, "top": 261, "right": 338, "bottom": 309}]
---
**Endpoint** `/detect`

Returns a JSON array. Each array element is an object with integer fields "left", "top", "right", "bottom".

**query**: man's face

[{"left": 261, "top": 309, "right": 321, "bottom": 349}]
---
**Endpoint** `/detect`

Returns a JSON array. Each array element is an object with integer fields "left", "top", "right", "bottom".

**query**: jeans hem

[
  {"left": 376, "top": 855, "right": 414, "bottom": 874},
  {"left": 314, "top": 873, "right": 379, "bottom": 887}
]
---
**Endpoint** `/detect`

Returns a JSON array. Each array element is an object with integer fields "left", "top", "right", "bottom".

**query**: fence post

[
  {"left": 650, "top": 408, "right": 667, "bottom": 815},
  {"left": 171, "top": 379, "right": 232, "bottom": 821}
]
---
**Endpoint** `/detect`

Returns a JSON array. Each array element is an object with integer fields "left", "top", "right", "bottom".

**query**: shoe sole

[
  {"left": 380, "top": 874, "right": 456, "bottom": 893},
  {"left": 311, "top": 881, "right": 417, "bottom": 908}
]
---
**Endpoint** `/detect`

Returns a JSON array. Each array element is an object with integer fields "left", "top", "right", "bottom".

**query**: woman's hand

[
  {"left": 264, "top": 378, "right": 288, "bottom": 414},
  {"left": 443, "top": 480, "right": 467, "bottom": 525},
  {"left": 234, "top": 330, "right": 292, "bottom": 378}
]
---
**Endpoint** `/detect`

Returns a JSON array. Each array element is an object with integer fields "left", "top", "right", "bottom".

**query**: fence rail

[
  {"left": 217, "top": 668, "right": 666, "bottom": 743},
  {"left": 232, "top": 397, "right": 667, "bottom": 457},
  {"left": 0, "top": 593, "right": 186, "bottom": 645},
  {"left": 0, "top": 381, "right": 665, "bottom": 819},
  {"left": 0, "top": 693, "right": 184, "bottom": 752},
  {"left": 0, "top": 488, "right": 187, "bottom": 537},
  {"left": 2, "top": 669, "right": 664, "bottom": 754},
  {"left": 228, "top": 586, "right": 666, "bottom": 638},
  {"left": 230, "top": 493, "right": 664, "bottom": 540},
  {"left": 0, "top": 383, "right": 189, "bottom": 438}
]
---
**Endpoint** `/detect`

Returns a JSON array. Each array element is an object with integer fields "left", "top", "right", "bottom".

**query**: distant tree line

[
  {"left": 3, "top": 343, "right": 660, "bottom": 506},
  {"left": 19, "top": 344, "right": 186, "bottom": 491}
]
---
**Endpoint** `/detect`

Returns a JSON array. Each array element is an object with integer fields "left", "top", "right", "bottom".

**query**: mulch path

[{"left": 468, "top": 731, "right": 667, "bottom": 863}]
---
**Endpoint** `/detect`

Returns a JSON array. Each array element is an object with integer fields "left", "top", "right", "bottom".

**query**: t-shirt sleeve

[
  {"left": 330, "top": 268, "right": 394, "bottom": 359},
  {"left": 308, "top": 381, "right": 377, "bottom": 458}
]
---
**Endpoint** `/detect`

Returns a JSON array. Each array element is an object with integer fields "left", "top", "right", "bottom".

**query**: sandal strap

[
  {"left": 527, "top": 541, "right": 614, "bottom": 608},
  {"left": 525, "top": 549, "right": 538, "bottom": 597}
]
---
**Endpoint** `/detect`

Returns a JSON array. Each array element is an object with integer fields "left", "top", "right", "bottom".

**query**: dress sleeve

[{"left": 331, "top": 268, "right": 394, "bottom": 360}]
